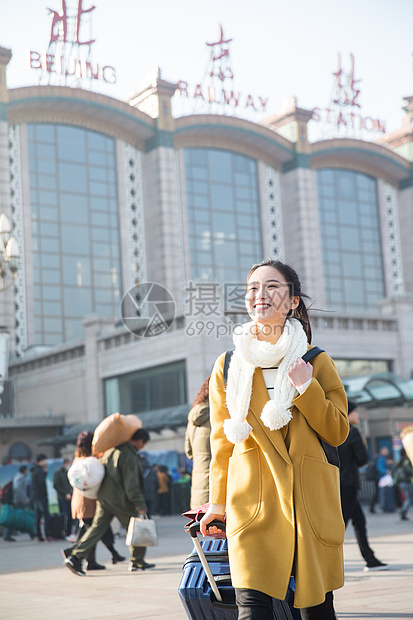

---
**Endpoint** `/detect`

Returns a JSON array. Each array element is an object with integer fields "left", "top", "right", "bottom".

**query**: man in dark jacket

[
  {"left": 53, "top": 458, "right": 73, "bottom": 538},
  {"left": 31, "top": 453, "right": 52, "bottom": 541},
  {"left": 339, "top": 401, "right": 387, "bottom": 571},
  {"left": 139, "top": 454, "right": 159, "bottom": 518},
  {"left": 65, "top": 428, "right": 155, "bottom": 576}
]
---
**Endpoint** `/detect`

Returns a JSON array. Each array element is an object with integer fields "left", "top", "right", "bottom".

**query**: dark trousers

[
  {"left": 157, "top": 493, "right": 170, "bottom": 515},
  {"left": 58, "top": 498, "right": 73, "bottom": 537},
  {"left": 33, "top": 497, "right": 51, "bottom": 539},
  {"left": 72, "top": 501, "right": 145, "bottom": 564},
  {"left": 369, "top": 482, "right": 378, "bottom": 512},
  {"left": 71, "top": 517, "right": 115, "bottom": 565},
  {"left": 145, "top": 499, "right": 155, "bottom": 519},
  {"left": 340, "top": 486, "right": 376, "bottom": 564},
  {"left": 235, "top": 588, "right": 336, "bottom": 620}
]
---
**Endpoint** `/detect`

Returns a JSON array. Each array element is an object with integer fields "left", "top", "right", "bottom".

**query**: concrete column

[
  {"left": 398, "top": 184, "right": 413, "bottom": 294},
  {"left": 281, "top": 167, "right": 325, "bottom": 307},
  {"left": 381, "top": 296, "right": 413, "bottom": 378},
  {"left": 83, "top": 315, "right": 114, "bottom": 422},
  {"left": 0, "top": 47, "right": 14, "bottom": 351}
]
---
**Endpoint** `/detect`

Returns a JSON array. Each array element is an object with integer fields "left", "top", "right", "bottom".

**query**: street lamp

[{"left": 0, "top": 213, "right": 19, "bottom": 291}]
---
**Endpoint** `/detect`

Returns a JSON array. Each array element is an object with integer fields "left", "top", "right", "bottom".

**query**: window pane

[
  {"left": 64, "top": 287, "right": 93, "bottom": 315},
  {"left": 36, "top": 124, "right": 55, "bottom": 143},
  {"left": 59, "top": 162, "right": 88, "bottom": 193},
  {"left": 28, "top": 123, "right": 121, "bottom": 346},
  {"left": 208, "top": 150, "right": 232, "bottom": 182},
  {"left": 63, "top": 256, "right": 92, "bottom": 286},
  {"left": 61, "top": 225, "right": 90, "bottom": 254},
  {"left": 317, "top": 168, "right": 383, "bottom": 312},
  {"left": 42, "top": 269, "right": 61, "bottom": 285},
  {"left": 185, "top": 147, "right": 261, "bottom": 282},
  {"left": 60, "top": 194, "right": 89, "bottom": 224}
]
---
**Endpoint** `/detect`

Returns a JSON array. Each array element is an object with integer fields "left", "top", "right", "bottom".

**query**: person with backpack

[
  {"left": 31, "top": 453, "right": 52, "bottom": 541},
  {"left": 53, "top": 458, "right": 74, "bottom": 539},
  {"left": 1, "top": 465, "right": 31, "bottom": 541},
  {"left": 338, "top": 401, "right": 388, "bottom": 571},
  {"left": 200, "top": 259, "right": 349, "bottom": 620},
  {"left": 62, "top": 431, "right": 126, "bottom": 570},
  {"left": 64, "top": 428, "right": 155, "bottom": 576}
]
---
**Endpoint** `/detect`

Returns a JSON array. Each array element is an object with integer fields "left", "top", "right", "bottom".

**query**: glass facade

[
  {"left": 185, "top": 148, "right": 263, "bottom": 283},
  {"left": 28, "top": 124, "right": 121, "bottom": 345},
  {"left": 104, "top": 360, "right": 187, "bottom": 415},
  {"left": 317, "top": 169, "right": 385, "bottom": 312}
]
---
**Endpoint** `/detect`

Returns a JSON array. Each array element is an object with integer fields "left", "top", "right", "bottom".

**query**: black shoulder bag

[{"left": 223, "top": 347, "right": 340, "bottom": 468}]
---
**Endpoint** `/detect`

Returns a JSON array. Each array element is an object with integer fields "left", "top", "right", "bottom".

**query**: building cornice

[
  {"left": 174, "top": 114, "right": 295, "bottom": 170},
  {"left": 8, "top": 85, "right": 155, "bottom": 149},
  {"left": 310, "top": 138, "right": 411, "bottom": 184}
]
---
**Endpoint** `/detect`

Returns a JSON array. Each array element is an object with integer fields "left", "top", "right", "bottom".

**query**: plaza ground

[{"left": 1, "top": 510, "right": 412, "bottom": 619}]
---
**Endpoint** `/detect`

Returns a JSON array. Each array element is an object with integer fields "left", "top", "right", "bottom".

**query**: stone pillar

[
  {"left": 265, "top": 98, "right": 325, "bottom": 306},
  {"left": 380, "top": 296, "right": 413, "bottom": 378},
  {"left": 131, "top": 74, "right": 184, "bottom": 312},
  {"left": 83, "top": 314, "right": 115, "bottom": 422}
]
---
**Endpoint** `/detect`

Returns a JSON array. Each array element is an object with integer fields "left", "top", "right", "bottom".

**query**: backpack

[
  {"left": 222, "top": 346, "right": 341, "bottom": 469},
  {"left": 0, "top": 480, "right": 13, "bottom": 505},
  {"left": 364, "top": 459, "right": 378, "bottom": 482}
]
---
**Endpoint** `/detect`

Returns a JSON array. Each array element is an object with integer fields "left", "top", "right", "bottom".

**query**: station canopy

[{"left": 343, "top": 373, "right": 413, "bottom": 408}]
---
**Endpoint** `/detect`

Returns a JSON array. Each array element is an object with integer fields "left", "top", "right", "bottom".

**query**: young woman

[
  {"left": 185, "top": 376, "right": 211, "bottom": 508},
  {"left": 200, "top": 260, "right": 349, "bottom": 620}
]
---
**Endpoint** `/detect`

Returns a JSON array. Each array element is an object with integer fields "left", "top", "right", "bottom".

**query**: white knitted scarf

[{"left": 224, "top": 318, "right": 308, "bottom": 444}]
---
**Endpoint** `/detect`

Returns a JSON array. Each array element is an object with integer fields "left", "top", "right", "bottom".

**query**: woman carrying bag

[{"left": 200, "top": 259, "right": 349, "bottom": 620}]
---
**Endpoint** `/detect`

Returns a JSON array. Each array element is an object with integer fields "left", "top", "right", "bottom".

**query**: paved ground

[{"left": 1, "top": 510, "right": 412, "bottom": 619}]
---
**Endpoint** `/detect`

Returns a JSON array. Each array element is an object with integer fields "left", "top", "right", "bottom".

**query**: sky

[{"left": 1, "top": 0, "right": 413, "bottom": 139}]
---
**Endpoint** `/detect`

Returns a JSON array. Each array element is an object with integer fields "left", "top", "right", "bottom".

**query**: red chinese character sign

[
  {"left": 29, "top": 0, "right": 116, "bottom": 87},
  {"left": 48, "top": 0, "right": 96, "bottom": 46},
  {"left": 311, "top": 53, "right": 385, "bottom": 140},
  {"left": 206, "top": 24, "right": 234, "bottom": 82},
  {"left": 175, "top": 24, "right": 269, "bottom": 119}
]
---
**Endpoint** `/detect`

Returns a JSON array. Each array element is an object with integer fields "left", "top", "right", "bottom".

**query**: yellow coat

[{"left": 209, "top": 347, "right": 349, "bottom": 609}]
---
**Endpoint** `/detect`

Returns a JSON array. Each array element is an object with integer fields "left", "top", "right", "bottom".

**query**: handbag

[
  {"left": 0, "top": 503, "right": 15, "bottom": 528},
  {"left": 125, "top": 515, "right": 158, "bottom": 547},
  {"left": 0, "top": 504, "right": 35, "bottom": 535}
]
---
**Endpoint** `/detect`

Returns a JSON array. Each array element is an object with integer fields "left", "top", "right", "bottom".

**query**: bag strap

[
  {"left": 223, "top": 349, "right": 234, "bottom": 385},
  {"left": 222, "top": 346, "right": 340, "bottom": 468},
  {"left": 302, "top": 346, "right": 325, "bottom": 363},
  {"left": 223, "top": 346, "right": 325, "bottom": 385}
]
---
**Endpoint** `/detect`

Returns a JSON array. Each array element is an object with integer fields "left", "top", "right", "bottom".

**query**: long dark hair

[
  {"left": 247, "top": 259, "right": 312, "bottom": 343},
  {"left": 192, "top": 376, "right": 210, "bottom": 407},
  {"left": 75, "top": 431, "right": 93, "bottom": 458}
]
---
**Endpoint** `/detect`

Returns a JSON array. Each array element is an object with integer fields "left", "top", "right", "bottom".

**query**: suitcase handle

[
  {"left": 188, "top": 520, "right": 227, "bottom": 603},
  {"left": 189, "top": 520, "right": 226, "bottom": 538}
]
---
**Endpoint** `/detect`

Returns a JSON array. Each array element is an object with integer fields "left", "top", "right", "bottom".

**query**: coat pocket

[
  {"left": 226, "top": 447, "right": 261, "bottom": 538},
  {"left": 301, "top": 455, "right": 345, "bottom": 546}
]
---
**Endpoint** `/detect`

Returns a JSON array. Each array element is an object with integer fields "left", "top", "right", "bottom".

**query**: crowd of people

[{"left": 1, "top": 438, "right": 193, "bottom": 552}]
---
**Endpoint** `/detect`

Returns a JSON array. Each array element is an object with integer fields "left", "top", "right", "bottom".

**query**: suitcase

[
  {"left": 49, "top": 514, "right": 66, "bottom": 539},
  {"left": 178, "top": 521, "right": 300, "bottom": 620},
  {"left": 379, "top": 486, "right": 395, "bottom": 513}
]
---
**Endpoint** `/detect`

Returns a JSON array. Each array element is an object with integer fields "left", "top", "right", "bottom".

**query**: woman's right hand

[{"left": 199, "top": 509, "right": 225, "bottom": 537}]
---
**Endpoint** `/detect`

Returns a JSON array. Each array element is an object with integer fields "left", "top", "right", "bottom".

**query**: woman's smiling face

[{"left": 245, "top": 265, "right": 299, "bottom": 327}]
